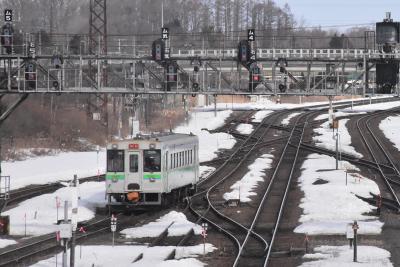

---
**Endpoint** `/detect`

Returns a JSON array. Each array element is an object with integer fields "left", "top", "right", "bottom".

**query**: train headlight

[{"left": 149, "top": 178, "right": 156, "bottom": 183}]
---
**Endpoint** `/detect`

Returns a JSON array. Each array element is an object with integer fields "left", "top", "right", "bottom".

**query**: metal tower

[{"left": 88, "top": 0, "right": 108, "bottom": 133}]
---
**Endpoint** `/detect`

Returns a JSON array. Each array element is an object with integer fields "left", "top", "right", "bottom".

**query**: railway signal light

[
  {"left": 25, "top": 61, "right": 36, "bottom": 89},
  {"left": 237, "top": 40, "right": 250, "bottom": 64},
  {"left": 1, "top": 23, "right": 13, "bottom": 54},
  {"left": 249, "top": 63, "right": 262, "bottom": 91},
  {"left": 152, "top": 39, "right": 165, "bottom": 62},
  {"left": 52, "top": 54, "right": 63, "bottom": 69}
]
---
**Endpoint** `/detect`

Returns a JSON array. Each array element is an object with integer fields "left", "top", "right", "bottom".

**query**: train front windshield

[
  {"left": 107, "top": 150, "right": 124, "bottom": 172},
  {"left": 143, "top": 150, "right": 161, "bottom": 172}
]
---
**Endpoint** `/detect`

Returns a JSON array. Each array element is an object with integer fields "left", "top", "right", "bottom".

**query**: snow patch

[
  {"left": 282, "top": 112, "right": 301, "bottom": 125},
  {"left": 0, "top": 238, "right": 17, "bottom": 249},
  {"left": 236, "top": 123, "right": 254, "bottom": 135},
  {"left": 120, "top": 211, "right": 202, "bottom": 238},
  {"left": 32, "top": 244, "right": 216, "bottom": 267},
  {"left": 379, "top": 115, "right": 400, "bottom": 152},
  {"left": 313, "top": 119, "right": 363, "bottom": 158},
  {"left": 175, "top": 111, "right": 236, "bottom": 162},
  {"left": 300, "top": 245, "right": 392, "bottom": 267},
  {"left": 2, "top": 151, "right": 105, "bottom": 190},
  {"left": 223, "top": 154, "right": 273, "bottom": 202},
  {"left": 3, "top": 182, "right": 106, "bottom": 236},
  {"left": 295, "top": 154, "right": 382, "bottom": 235},
  {"left": 252, "top": 110, "right": 273, "bottom": 122}
]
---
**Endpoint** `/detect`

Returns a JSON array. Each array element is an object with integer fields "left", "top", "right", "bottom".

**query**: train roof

[{"left": 114, "top": 132, "right": 197, "bottom": 144}]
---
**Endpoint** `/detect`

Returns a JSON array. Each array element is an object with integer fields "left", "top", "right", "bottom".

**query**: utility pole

[{"left": 336, "top": 131, "right": 339, "bottom": 170}]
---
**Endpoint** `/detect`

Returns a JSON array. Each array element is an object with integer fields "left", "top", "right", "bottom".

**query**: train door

[{"left": 125, "top": 151, "right": 142, "bottom": 191}]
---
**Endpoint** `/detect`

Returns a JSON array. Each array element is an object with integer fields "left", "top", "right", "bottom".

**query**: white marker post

[
  {"left": 111, "top": 215, "right": 117, "bottom": 247},
  {"left": 70, "top": 175, "right": 79, "bottom": 267},
  {"left": 201, "top": 222, "right": 208, "bottom": 258}
]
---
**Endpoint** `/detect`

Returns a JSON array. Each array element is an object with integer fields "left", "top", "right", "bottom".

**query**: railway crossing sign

[
  {"left": 111, "top": 215, "right": 117, "bottom": 232},
  {"left": 201, "top": 230, "right": 207, "bottom": 238},
  {"left": 4, "top": 10, "right": 12, "bottom": 22}
]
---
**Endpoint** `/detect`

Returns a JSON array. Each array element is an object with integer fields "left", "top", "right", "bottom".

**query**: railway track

[
  {"left": 188, "top": 108, "right": 295, "bottom": 264},
  {"left": 233, "top": 111, "right": 314, "bottom": 267},
  {"left": 2, "top": 175, "right": 105, "bottom": 210},
  {"left": 0, "top": 211, "right": 149, "bottom": 267},
  {"left": 356, "top": 109, "right": 400, "bottom": 210},
  {"left": 1, "top": 96, "right": 400, "bottom": 265},
  {"left": 188, "top": 97, "right": 400, "bottom": 266}
]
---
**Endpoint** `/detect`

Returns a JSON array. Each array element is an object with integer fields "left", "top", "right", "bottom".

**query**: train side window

[
  {"left": 170, "top": 155, "right": 173, "bottom": 169},
  {"left": 173, "top": 153, "right": 176, "bottom": 168},
  {"left": 179, "top": 152, "right": 182, "bottom": 167},
  {"left": 185, "top": 151, "right": 187, "bottom": 165},
  {"left": 190, "top": 150, "right": 192, "bottom": 164},
  {"left": 129, "top": 154, "right": 138, "bottom": 173}
]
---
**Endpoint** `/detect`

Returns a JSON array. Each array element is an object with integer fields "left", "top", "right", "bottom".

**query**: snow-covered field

[
  {"left": 300, "top": 245, "right": 392, "bottom": 267},
  {"left": 32, "top": 244, "right": 216, "bottom": 267},
  {"left": 195, "top": 95, "right": 395, "bottom": 112},
  {"left": 313, "top": 119, "right": 363, "bottom": 158},
  {"left": 3, "top": 182, "right": 106, "bottom": 236},
  {"left": 2, "top": 151, "right": 106, "bottom": 190},
  {"left": 380, "top": 115, "right": 400, "bottom": 152},
  {"left": 340, "top": 99, "right": 400, "bottom": 113},
  {"left": 121, "top": 211, "right": 202, "bottom": 238},
  {"left": 314, "top": 111, "right": 366, "bottom": 121},
  {"left": 295, "top": 154, "right": 382, "bottom": 235},
  {"left": 223, "top": 153, "right": 274, "bottom": 202}
]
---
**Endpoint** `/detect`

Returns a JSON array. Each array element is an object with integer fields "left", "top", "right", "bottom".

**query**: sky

[{"left": 275, "top": 0, "right": 399, "bottom": 31}]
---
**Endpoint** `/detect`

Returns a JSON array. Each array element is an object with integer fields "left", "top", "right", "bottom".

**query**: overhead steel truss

[{"left": 0, "top": 49, "right": 398, "bottom": 96}]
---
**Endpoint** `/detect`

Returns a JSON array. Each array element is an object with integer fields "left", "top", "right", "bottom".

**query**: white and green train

[{"left": 106, "top": 133, "right": 199, "bottom": 208}]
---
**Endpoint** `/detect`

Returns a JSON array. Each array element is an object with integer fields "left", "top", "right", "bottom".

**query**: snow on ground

[
  {"left": 236, "top": 123, "right": 254, "bottom": 135},
  {"left": 199, "top": 166, "right": 215, "bottom": 180},
  {"left": 314, "top": 111, "right": 366, "bottom": 121},
  {"left": 295, "top": 154, "right": 382, "bottom": 235},
  {"left": 2, "top": 151, "right": 105, "bottom": 190},
  {"left": 252, "top": 110, "right": 273, "bottom": 122},
  {"left": 300, "top": 245, "right": 393, "bottom": 267},
  {"left": 3, "top": 182, "right": 106, "bottom": 236},
  {"left": 121, "top": 211, "right": 202, "bottom": 238},
  {"left": 0, "top": 238, "right": 17, "bottom": 248},
  {"left": 174, "top": 110, "right": 236, "bottom": 162},
  {"left": 223, "top": 153, "right": 274, "bottom": 202},
  {"left": 380, "top": 115, "right": 400, "bottom": 152},
  {"left": 340, "top": 99, "right": 400, "bottom": 113},
  {"left": 194, "top": 96, "right": 394, "bottom": 112},
  {"left": 32, "top": 244, "right": 216, "bottom": 267},
  {"left": 282, "top": 112, "right": 301, "bottom": 125},
  {"left": 313, "top": 119, "right": 363, "bottom": 158}
]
